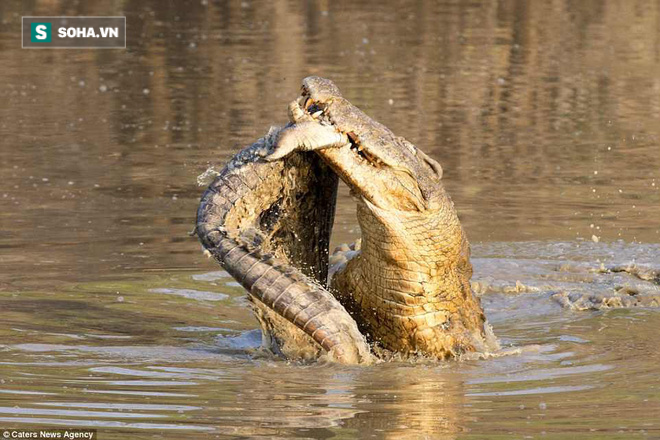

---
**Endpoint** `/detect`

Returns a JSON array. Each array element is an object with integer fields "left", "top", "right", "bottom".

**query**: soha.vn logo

[{"left": 30, "top": 23, "right": 51, "bottom": 42}]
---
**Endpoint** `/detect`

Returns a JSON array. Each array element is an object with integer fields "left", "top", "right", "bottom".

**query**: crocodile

[
  {"left": 197, "top": 77, "right": 497, "bottom": 363},
  {"left": 196, "top": 129, "right": 372, "bottom": 364},
  {"left": 269, "top": 77, "right": 499, "bottom": 359}
]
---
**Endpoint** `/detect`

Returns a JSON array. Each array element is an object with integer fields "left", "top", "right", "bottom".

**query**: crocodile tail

[
  {"left": 200, "top": 230, "right": 371, "bottom": 364},
  {"left": 196, "top": 144, "right": 372, "bottom": 365}
]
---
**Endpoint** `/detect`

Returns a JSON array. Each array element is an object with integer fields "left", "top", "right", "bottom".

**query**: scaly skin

[
  {"left": 271, "top": 77, "right": 498, "bottom": 359},
  {"left": 196, "top": 130, "right": 372, "bottom": 365}
]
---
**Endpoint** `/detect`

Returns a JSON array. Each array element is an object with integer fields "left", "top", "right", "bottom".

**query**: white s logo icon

[{"left": 36, "top": 24, "right": 47, "bottom": 40}]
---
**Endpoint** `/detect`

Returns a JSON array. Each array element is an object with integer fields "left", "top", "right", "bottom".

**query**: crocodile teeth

[{"left": 312, "top": 110, "right": 323, "bottom": 118}]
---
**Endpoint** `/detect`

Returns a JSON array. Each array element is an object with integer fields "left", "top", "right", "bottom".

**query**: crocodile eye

[{"left": 307, "top": 103, "right": 323, "bottom": 114}]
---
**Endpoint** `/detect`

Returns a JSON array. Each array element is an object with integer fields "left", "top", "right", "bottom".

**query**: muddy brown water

[{"left": 1, "top": 1, "right": 660, "bottom": 438}]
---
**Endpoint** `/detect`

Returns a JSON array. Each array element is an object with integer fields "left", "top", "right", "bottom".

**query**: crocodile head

[{"left": 273, "top": 76, "right": 445, "bottom": 214}]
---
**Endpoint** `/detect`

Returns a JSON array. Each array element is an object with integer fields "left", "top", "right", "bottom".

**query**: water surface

[{"left": 1, "top": 1, "right": 659, "bottom": 438}]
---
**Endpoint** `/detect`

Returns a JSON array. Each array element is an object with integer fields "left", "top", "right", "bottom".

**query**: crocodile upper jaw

[{"left": 286, "top": 84, "right": 439, "bottom": 213}]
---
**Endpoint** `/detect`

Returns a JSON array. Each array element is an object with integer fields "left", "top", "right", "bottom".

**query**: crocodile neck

[{"left": 331, "top": 195, "right": 486, "bottom": 358}]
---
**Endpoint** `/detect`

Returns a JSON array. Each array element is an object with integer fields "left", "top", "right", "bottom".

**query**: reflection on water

[
  {"left": 2, "top": 243, "right": 659, "bottom": 438},
  {"left": 1, "top": 0, "right": 660, "bottom": 438}
]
